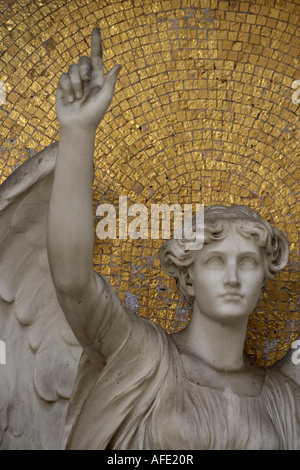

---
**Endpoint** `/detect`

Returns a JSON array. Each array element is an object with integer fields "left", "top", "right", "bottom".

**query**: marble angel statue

[{"left": 0, "top": 27, "right": 299, "bottom": 450}]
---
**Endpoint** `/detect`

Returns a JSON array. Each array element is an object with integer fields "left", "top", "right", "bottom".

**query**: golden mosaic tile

[{"left": 0, "top": 0, "right": 299, "bottom": 366}]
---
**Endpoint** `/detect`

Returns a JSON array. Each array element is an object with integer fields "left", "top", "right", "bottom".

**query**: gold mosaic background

[{"left": 0, "top": 0, "right": 299, "bottom": 366}]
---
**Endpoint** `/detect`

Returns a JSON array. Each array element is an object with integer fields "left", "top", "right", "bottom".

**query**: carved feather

[{"left": 0, "top": 144, "right": 81, "bottom": 449}]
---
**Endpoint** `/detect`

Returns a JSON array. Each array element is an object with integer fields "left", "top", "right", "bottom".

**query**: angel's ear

[
  {"left": 178, "top": 268, "right": 194, "bottom": 299},
  {"left": 271, "top": 227, "right": 289, "bottom": 273}
]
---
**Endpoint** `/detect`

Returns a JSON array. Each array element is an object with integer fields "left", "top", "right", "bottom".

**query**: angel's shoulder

[
  {"left": 266, "top": 365, "right": 300, "bottom": 405},
  {"left": 94, "top": 271, "right": 165, "bottom": 343}
]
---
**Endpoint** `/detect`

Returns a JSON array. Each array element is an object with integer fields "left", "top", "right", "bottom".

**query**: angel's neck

[{"left": 173, "top": 305, "right": 248, "bottom": 372}]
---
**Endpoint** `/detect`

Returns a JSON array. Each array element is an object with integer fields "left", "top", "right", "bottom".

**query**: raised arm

[{"left": 47, "top": 27, "right": 128, "bottom": 368}]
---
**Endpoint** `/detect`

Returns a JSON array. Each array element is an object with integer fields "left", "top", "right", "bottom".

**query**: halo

[{"left": 0, "top": 0, "right": 299, "bottom": 366}]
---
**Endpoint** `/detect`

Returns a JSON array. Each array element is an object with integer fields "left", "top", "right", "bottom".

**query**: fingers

[
  {"left": 57, "top": 73, "right": 74, "bottom": 104},
  {"left": 78, "top": 56, "right": 92, "bottom": 81},
  {"left": 78, "top": 56, "right": 92, "bottom": 93},
  {"left": 91, "top": 27, "right": 104, "bottom": 86},
  {"left": 69, "top": 64, "right": 82, "bottom": 99},
  {"left": 104, "top": 65, "right": 122, "bottom": 93},
  {"left": 96, "top": 64, "right": 121, "bottom": 108},
  {"left": 56, "top": 27, "right": 121, "bottom": 107},
  {"left": 57, "top": 58, "right": 92, "bottom": 104}
]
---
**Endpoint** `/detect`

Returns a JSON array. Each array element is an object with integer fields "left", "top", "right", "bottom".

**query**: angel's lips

[{"left": 221, "top": 293, "right": 243, "bottom": 300}]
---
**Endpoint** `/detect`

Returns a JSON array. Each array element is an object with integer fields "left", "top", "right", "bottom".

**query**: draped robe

[{"left": 65, "top": 276, "right": 300, "bottom": 450}]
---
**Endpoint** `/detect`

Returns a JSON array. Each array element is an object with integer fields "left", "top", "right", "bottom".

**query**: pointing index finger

[
  {"left": 91, "top": 27, "right": 104, "bottom": 85},
  {"left": 91, "top": 27, "right": 102, "bottom": 59}
]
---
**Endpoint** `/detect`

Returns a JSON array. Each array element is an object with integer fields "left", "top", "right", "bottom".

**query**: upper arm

[{"left": 55, "top": 271, "right": 132, "bottom": 370}]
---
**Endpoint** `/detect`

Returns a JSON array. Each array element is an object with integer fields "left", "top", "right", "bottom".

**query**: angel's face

[{"left": 186, "top": 225, "right": 266, "bottom": 325}]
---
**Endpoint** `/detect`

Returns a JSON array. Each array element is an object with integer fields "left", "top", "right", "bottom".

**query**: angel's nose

[{"left": 223, "top": 261, "right": 240, "bottom": 287}]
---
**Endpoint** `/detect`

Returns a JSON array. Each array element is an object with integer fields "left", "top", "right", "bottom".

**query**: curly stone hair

[{"left": 158, "top": 205, "right": 289, "bottom": 304}]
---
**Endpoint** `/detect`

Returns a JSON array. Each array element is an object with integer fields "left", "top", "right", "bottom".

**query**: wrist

[
  {"left": 59, "top": 125, "right": 97, "bottom": 141},
  {"left": 57, "top": 126, "right": 96, "bottom": 174}
]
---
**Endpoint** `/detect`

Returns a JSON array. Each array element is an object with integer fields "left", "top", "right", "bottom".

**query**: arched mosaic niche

[{"left": 0, "top": 0, "right": 299, "bottom": 366}]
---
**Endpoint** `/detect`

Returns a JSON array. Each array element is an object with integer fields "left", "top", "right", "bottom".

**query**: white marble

[{"left": 0, "top": 27, "right": 299, "bottom": 450}]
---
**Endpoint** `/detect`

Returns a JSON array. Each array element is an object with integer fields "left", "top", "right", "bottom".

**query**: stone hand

[{"left": 56, "top": 27, "right": 121, "bottom": 132}]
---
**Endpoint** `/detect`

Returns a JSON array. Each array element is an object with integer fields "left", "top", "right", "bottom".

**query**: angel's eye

[
  {"left": 240, "top": 257, "right": 257, "bottom": 268},
  {"left": 206, "top": 257, "right": 223, "bottom": 267}
]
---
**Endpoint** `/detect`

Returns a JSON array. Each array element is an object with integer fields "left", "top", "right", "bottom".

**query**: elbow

[
  {"left": 47, "top": 248, "right": 95, "bottom": 297},
  {"left": 50, "top": 268, "right": 93, "bottom": 298}
]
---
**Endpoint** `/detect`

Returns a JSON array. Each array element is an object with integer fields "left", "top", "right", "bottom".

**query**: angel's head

[{"left": 159, "top": 205, "right": 289, "bottom": 325}]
